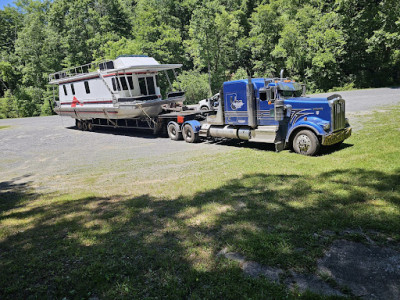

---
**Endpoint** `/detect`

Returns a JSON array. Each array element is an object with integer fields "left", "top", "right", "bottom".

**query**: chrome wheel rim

[{"left": 297, "top": 134, "right": 311, "bottom": 152}]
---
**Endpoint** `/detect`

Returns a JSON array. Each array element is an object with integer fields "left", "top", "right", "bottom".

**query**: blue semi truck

[
  {"left": 74, "top": 73, "right": 351, "bottom": 156},
  {"left": 163, "top": 75, "right": 351, "bottom": 156}
]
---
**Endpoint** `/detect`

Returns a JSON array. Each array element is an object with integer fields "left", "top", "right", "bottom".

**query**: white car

[{"left": 198, "top": 93, "right": 220, "bottom": 110}]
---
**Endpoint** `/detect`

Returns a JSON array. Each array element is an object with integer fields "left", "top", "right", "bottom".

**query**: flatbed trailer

[{"left": 76, "top": 106, "right": 208, "bottom": 135}]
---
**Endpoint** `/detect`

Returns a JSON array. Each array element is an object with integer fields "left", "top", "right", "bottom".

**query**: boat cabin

[{"left": 49, "top": 55, "right": 184, "bottom": 107}]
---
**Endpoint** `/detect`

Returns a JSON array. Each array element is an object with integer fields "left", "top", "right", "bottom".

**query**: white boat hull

[{"left": 54, "top": 96, "right": 184, "bottom": 120}]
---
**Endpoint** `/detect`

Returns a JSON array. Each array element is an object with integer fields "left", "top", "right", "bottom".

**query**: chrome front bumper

[{"left": 321, "top": 127, "right": 352, "bottom": 146}]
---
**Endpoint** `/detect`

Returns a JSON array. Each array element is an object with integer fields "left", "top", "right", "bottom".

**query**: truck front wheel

[
  {"left": 292, "top": 130, "right": 320, "bottom": 156},
  {"left": 183, "top": 124, "right": 199, "bottom": 143}
]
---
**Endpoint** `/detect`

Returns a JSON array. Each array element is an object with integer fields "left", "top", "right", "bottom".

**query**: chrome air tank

[{"left": 208, "top": 125, "right": 251, "bottom": 140}]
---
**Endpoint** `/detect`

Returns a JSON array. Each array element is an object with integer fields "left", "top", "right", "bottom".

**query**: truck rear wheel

[
  {"left": 167, "top": 122, "right": 182, "bottom": 141},
  {"left": 293, "top": 130, "right": 320, "bottom": 156},
  {"left": 183, "top": 124, "right": 199, "bottom": 143}
]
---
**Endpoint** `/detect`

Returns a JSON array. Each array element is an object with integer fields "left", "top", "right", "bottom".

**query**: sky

[{"left": 0, "top": 0, "right": 16, "bottom": 9}]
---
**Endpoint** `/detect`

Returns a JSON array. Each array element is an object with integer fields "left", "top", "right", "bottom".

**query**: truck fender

[
  {"left": 167, "top": 121, "right": 181, "bottom": 132},
  {"left": 182, "top": 120, "right": 202, "bottom": 133},
  {"left": 286, "top": 120, "right": 325, "bottom": 143}
]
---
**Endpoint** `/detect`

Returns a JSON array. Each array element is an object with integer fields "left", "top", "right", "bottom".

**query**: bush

[{"left": 174, "top": 70, "right": 210, "bottom": 104}]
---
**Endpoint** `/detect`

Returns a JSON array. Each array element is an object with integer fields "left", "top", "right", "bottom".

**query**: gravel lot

[
  {"left": 0, "top": 87, "right": 399, "bottom": 192},
  {"left": 312, "top": 87, "right": 400, "bottom": 113}
]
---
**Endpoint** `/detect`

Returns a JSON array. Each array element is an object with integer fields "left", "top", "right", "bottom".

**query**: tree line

[{"left": 0, "top": 0, "right": 399, "bottom": 118}]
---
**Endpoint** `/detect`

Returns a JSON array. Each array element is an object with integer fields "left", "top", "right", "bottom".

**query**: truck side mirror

[
  {"left": 259, "top": 87, "right": 272, "bottom": 101},
  {"left": 302, "top": 84, "right": 306, "bottom": 96}
]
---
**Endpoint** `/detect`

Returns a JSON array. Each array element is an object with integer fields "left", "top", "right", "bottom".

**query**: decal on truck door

[{"left": 228, "top": 94, "right": 244, "bottom": 110}]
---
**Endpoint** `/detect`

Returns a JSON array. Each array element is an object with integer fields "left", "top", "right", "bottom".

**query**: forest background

[{"left": 0, "top": 0, "right": 399, "bottom": 118}]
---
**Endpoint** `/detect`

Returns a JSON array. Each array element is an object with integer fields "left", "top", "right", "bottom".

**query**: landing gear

[{"left": 293, "top": 130, "right": 320, "bottom": 156}]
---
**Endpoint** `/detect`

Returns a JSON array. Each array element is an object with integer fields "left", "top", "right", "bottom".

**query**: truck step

[{"left": 250, "top": 125, "right": 278, "bottom": 143}]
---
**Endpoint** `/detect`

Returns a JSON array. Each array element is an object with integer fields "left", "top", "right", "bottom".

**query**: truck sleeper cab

[{"left": 168, "top": 76, "right": 351, "bottom": 156}]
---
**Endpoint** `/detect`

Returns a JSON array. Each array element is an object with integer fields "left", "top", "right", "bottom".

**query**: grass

[
  {"left": 1, "top": 107, "right": 400, "bottom": 299},
  {"left": 0, "top": 125, "right": 10, "bottom": 130}
]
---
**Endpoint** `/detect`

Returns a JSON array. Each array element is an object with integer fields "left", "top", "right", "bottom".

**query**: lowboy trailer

[{"left": 68, "top": 72, "right": 352, "bottom": 156}]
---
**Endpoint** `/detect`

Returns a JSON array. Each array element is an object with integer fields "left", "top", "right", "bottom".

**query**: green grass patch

[
  {"left": 0, "top": 125, "right": 10, "bottom": 130},
  {"left": 1, "top": 108, "right": 399, "bottom": 299}
]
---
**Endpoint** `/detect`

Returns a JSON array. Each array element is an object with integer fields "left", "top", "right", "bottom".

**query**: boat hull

[{"left": 54, "top": 96, "right": 184, "bottom": 120}]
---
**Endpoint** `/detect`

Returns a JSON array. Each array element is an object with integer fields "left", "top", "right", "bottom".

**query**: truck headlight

[{"left": 323, "top": 123, "right": 330, "bottom": 131}]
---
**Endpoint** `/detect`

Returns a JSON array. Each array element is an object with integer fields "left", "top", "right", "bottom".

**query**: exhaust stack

[
  {"left": 247, "top": 76, "right": 257, "bottom": 128},
  {"left": 280, "top": 69, "right": 284, "bottom": 81}
]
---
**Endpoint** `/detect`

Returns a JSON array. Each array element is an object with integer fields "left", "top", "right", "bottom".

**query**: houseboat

[{"left": 49, "top": 55, "right": 185, "bottom": 120}]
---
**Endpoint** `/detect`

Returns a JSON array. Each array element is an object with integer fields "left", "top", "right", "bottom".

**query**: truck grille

[{"left": 332, "top": 100, "right": 346, "bottom": 131}]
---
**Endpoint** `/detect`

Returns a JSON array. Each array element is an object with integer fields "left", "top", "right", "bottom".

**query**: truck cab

[{"left": 190, "top": 75, "right": 352, "bottom": 155}]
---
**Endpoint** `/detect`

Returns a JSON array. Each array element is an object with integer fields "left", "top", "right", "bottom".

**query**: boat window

[
  {"left": 63, "top": 85, "right": 67, "bottom": 96},
  {"left": 138, "top": 76, "right": 156, "bottom": 95},
  {"left": 71, "top": 83, "right": 75, "bottom": 95},
  {"left": 139, "top": 77, "right": 147, "bottom": 95},
  {"left": 120, "top": 77, "right": 128, "bottom": 91},
  {"left": 112, "top": 77, "right": 121, "bottom": 91},
  {"left": 146, "top": 77, "right": 155, "bottom": 95},
  {"left": 84, "top": 81, "right": 90, "bottom": 94},
  {"left": 127, "top": 76, "right": 134, "bottom": 90}
]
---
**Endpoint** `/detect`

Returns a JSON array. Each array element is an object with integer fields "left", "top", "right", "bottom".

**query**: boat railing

[{"left": 48, "top": 59, "right": 115, "bottom": 82}]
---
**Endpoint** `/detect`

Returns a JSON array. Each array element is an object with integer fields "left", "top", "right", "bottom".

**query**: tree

[{"left": 186, "top": 0, "right": 243, "bottom": 93}]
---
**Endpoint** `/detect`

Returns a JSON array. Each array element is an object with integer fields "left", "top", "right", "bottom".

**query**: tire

[
  {"left": 167, "top": 123, "right": 182, "bottom": 141},
  {"left": 87, "top": 121, "right": 94, "bottom": 132},
  {"left": 292, "top": 130, "right": 320, "bottom": 156},
  {"left": 182, "top": 124, "right": 199, "bottom": 143},
  {"left": 82, "top": 121, "right": 88, "bottom": 131},
  {"left": 76, "top": 119, "right": 82, "bottom": 130},
  {"left": 200, "top": 106, "right": 209, "bottom": 111}
]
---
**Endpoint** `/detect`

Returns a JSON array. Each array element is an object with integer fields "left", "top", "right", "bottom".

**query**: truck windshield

[
  {"left": 280, "top": 90, "right": 303, "bottom": 97},
  {"left": 277, "top": 82, "right": 302, "bottom": 98}
]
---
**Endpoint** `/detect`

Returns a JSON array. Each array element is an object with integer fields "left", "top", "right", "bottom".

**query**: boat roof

[
  {"left": 104, "top": 64, "right": 183, "bottom": 74},
  {"left": 49, "top": 55, "right": 182, "bottom": 84}
]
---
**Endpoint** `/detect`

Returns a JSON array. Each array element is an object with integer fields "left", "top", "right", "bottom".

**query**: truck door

[{"left": 257, "top": 92, "right": 279, "bottom": 126}]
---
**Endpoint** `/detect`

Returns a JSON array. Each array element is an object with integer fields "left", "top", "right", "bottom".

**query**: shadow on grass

[
  {"left": 0, "top": 169, "right": 399, "bottom": 299},
  {"left": 0, "top": 175, "right": 35, "bottom": 213},
  {"left": 318, "top": 143, "right": 354, "bottom": 156}
]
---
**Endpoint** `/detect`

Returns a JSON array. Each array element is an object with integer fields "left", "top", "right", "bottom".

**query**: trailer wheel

[
  {"left": 76, "top": 120, "right": 82, "bottom": 130},
  {"left": 292, "top": 130, "right": 320, "bottom": 156},
  {"left": 82, "top": 121, "right": 88, "bottom": 131},
  {"left": 87, "top": 121, "right": 94, "bottom": 131},
  {"left": 167, "top": 123, "right": 182, "bottom": 141},
  {"left": 183, "top": 124, "right": 199, "bottom": 143}
]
